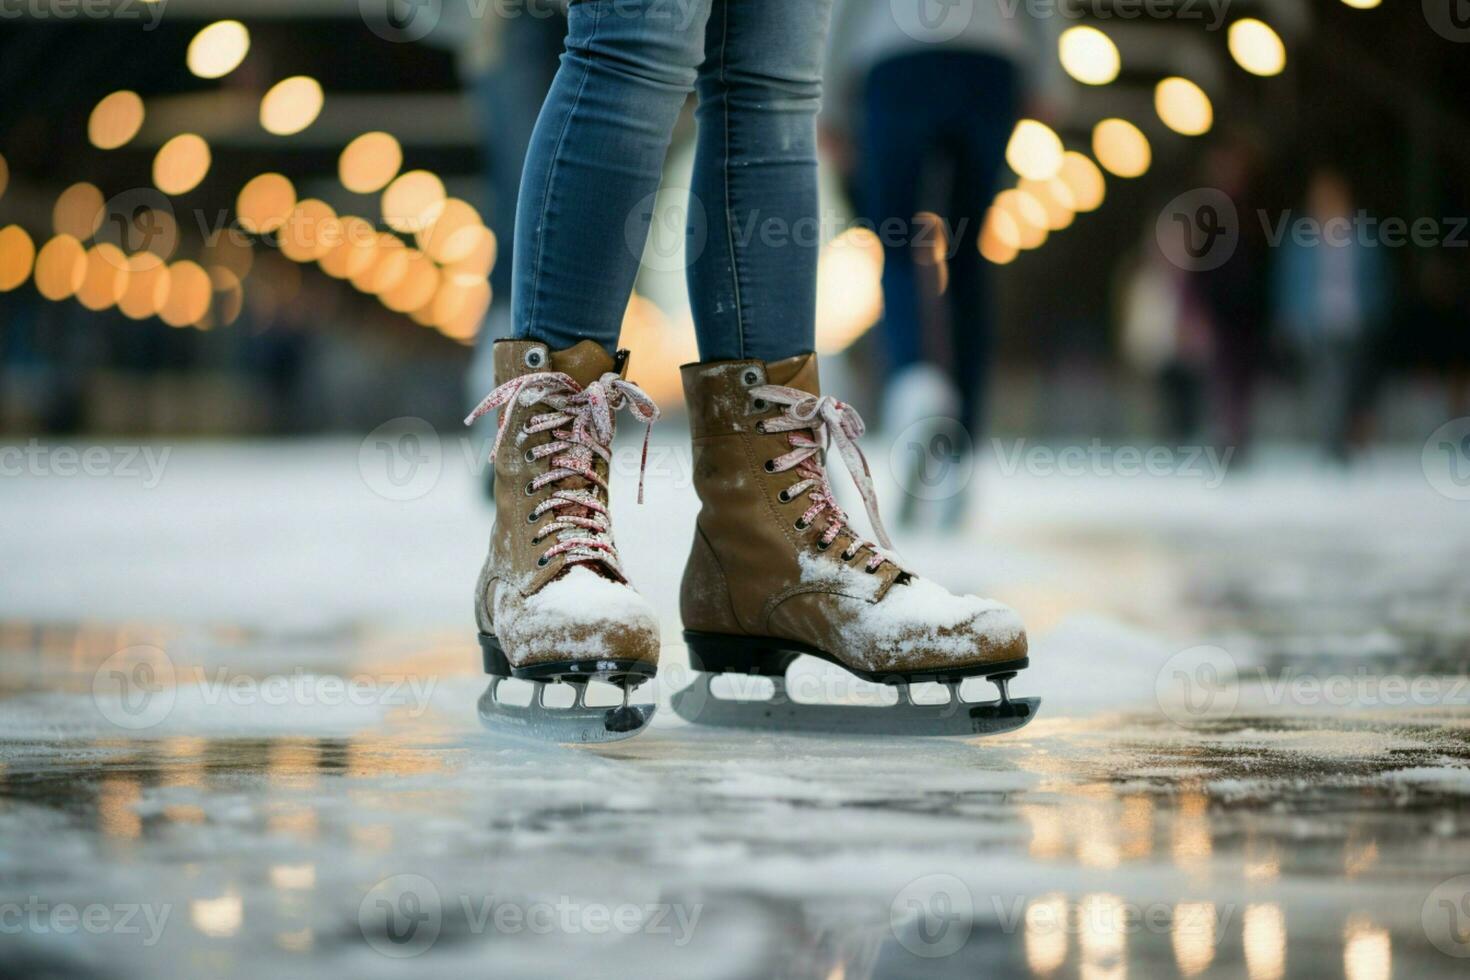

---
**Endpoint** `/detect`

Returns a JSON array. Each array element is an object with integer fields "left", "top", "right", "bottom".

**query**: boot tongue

[
  {"left": 765, "top": 352, "right": 820, "bottom": 395},
  {"left": 550, "top": 339, "right": 617, "bottom": 387}
]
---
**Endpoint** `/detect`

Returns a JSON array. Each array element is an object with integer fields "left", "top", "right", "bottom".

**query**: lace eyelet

[
  {"left": 841, "top": 549, "right": 858, "bottom": 562},
  {"left": 524, "top": 448, "right": 537, "bottom": 463},
  {"left": 794, "top": 517, "right": 810, "bottom": 531},
  {"left": 763, "top": 459, "right": 777, "bottom": 473},
  {"left": 777, "top": 488, "right": 791, "bottom": 503},
  {"left": 752, "top": 397, "right": 768, "bottom": 411},
  {"left": 524, "top": 348, "right": 546, "bottom": 369},
  {"left": 526, "top": 510, "right": 541, "bottom": 524},
  {"left": 742, "top": 369, "right": 759, "bottom": 386},
  {"left": 816, "top": 539, "right": 831, "bottom": 551},
  {"left": 524, "top": 481, "right": 537, "bottom": 496},
  {"left": 537, "top": 555, "right": 550, "bottom": 567}
]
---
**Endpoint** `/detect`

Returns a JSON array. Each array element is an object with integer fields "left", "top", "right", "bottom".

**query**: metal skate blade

[
  {"left": 477, "top": 681, "right": 655, "bottom": 744},
  {"left": 671, "top": 674, "right": 1039, "bottom": 737}
]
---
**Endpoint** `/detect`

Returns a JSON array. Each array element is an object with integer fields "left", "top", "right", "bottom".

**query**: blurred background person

[
  {"left": 1273, "top": 168, "right": 1389, "bottom": 463},
  {"left": 1193, "top": 134, "right": 1270, "bottom": 462},
  {"left": 449, "top": 0, "right": 568, "bottom": 461},
  {"left": 823, "top": 0, "right": 1065, "bottom": 527},
  {"left": 1119, "top": 218, "right": 1213, "bottom": 443}
]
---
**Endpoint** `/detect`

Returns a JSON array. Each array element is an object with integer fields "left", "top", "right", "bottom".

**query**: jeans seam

[
  {"left": 525, "top": 1, "right": 602, "bottom": 339},
  {"left": 715, "top": 1, "right": 746, "bottom": 358}
]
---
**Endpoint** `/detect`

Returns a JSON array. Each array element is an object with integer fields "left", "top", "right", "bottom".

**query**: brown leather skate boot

[
  {"left": 672, "top": 353, "right": 1038, "bottom": 736},
  {"left": 464, "top": 339, "right": 662, "bottom": 742}
]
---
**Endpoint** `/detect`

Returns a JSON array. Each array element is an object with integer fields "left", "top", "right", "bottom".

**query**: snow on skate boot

[
  {"left": 671, "top": 353, "right": 1038, "bottom": 736},
  {"left": 465, "top": 339, "right": 662, "bottom": 743}
]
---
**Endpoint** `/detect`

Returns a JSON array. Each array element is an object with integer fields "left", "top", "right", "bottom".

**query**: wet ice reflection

[{"left": 2, "top": 453, "right": 1469, "bottom": 978}]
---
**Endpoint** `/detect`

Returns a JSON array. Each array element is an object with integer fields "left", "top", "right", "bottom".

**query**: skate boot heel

[{"left": 683, "top": 631, "right": 798, "bottom": 677}]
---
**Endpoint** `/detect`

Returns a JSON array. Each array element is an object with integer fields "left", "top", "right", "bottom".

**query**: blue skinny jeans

[{"left": 511, "top": 0, "right": 834, "bottom": 362}]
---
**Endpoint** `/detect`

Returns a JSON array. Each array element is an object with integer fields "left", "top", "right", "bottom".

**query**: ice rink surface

[{"left": 2, "top": 430, "right": 1469, "bottom": 978}]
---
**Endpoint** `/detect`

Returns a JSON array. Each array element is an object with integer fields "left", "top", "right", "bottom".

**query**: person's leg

[
  {"left": 687, "top": 0, "right": 834, "bottom": 362},
  {"left": 859, "top": 55, "right": 933, "bottom": 377},
  {"left": 513, "top": 0, "right": 712, "bottom": 354},
  {"left": 944, "top": 53, "right": 1018, "bottom": 436},
  {"left": 480, "top": 7, "right": 566, "bottom": 340}
]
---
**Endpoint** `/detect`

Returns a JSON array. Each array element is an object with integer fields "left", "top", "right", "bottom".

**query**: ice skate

[
  {"left": 466, "top": 339, "right": 662, "bottom": 743},
  {"left": 672, "top": 354, "right": 1038, "bottom": 736}
]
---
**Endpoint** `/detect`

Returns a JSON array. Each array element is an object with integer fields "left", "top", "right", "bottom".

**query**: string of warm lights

[
  {"left": 0, "top": 7, "right": 1367, "bottom": 346},
  {"left": 0, "top": 18, "right": 498, "bottom": 343},
  {"left": 981, "top": 10, "right": 1300, "bottom": 267}
]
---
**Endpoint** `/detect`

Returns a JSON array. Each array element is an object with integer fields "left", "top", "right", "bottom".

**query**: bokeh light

[
  {"left": 1006, "top": 119, "right": 1064, "bottom": 181},
  {"left": 1092, "top": 119, "right": 1151, "bottom": 178},
  {"left": 88, "top": 91, "right": 145, "bottom": 150},
  {"left": 188, "top": 21, "right": 250, "bottom": 79},
  {"left": 381, "top": 250, "right": 440, "bottom": 313},
  {"left": 154, "top": 134, "right": 212, "bottom": 195},
  {"left": 279, "top": 199, "right": 340, "bottom": 262},
  {"left": 0, "top": 152, "right": 8, "bottom": 202},
  {"left": 77, "top": 244, "right": 129, "bottom": 311},
  {"left": 340, "top": 132, "right": 403, "bottom": 194},
  {"left": 237, "top": 173, "right": 297, "bottom": 234},
  {"left": 53, "top": 183, "right": 105, "bottom": 240},
  {"left": 417, "top": 199, "right": 486, "bottom": 265},
  {"left": 382, "top": 170, "right": 447, "bottom": 234},
  {"left": 260, "top": 77, "right": 325, "bottom": 136},
  {"left": 160, "top": 261, "right": 211, "bottom": 327},
  {"left": 34, "top": 235, "right": 87, "bottom": 301},
  {"left": 119, "top": 253, "right": 172, "bottom": 320},
  {"left": 0, "top": 225, "right": 36, "bottom": 292},
  {"left": 980, "top": 211, "right": 1019, "bottom": 265},
  {"left": 815, "top": 227, "right": 885, "bottom": 354},
  {"left": 443, "top": 226, "right": 497, "bottom": 287},
  {"left": 201, "top": 231, "right": 253, "bottom": 281},
  {"left": 1155, "top": 77, "right": 1214, "bottom": 136},
  {"left": 319, "top": 215, "right": 378, "bottom": 279},
  {"left": 1341, "top": 0, "right": 1381, "bottom": 7},
  {"left": 993, "top": 190, "right": 1048, "bottom": 249},
  {"left": 1058, "top": 152, "right": 1106, "bottom": 212},
  {"left": 1229, "top": 19, "right": 1287, "bottom": 77},
  {"left": 1018, "top": 178, "right": 1076, "bottom": 231},
  {"left": 1059, "top": 26, "right": 1120, "bottom": 86}
]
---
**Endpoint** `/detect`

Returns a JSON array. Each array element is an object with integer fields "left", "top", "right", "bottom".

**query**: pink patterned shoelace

[
  {"left": 465, "top": 371, "right": 659, "bottom": 574},
  {"left": 753, "top": 384, "right": 896, "bottom": 572}
]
